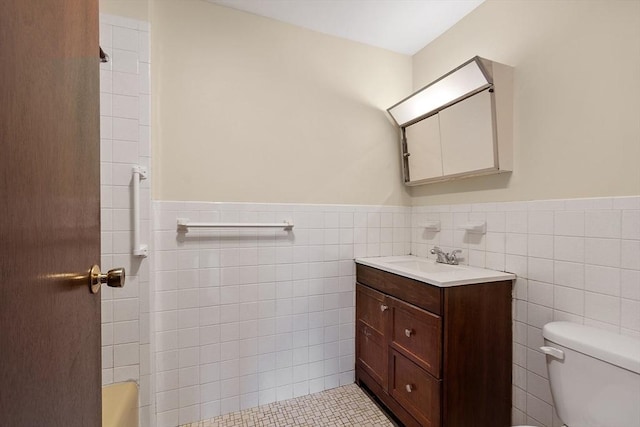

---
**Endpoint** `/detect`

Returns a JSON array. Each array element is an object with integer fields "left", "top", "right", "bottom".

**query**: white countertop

[{"left": 355, "top": 255, "right": 516, "bottom": 287}]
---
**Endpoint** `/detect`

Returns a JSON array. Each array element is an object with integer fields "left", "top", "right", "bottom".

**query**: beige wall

[
  {"left": 151, "top": 0, "right": 412, "bottom": 205},
  {"left": 411, "top": 0, "right": 640, "bottom": 206},
  {"left": 102, "top": 0, "right": 639, "bottom": 207},
  {"left": 100, "top": 0, "right": 149, "bottom": 21}
]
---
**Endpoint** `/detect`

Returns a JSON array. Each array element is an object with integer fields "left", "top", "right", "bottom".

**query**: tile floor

[{"left": 181, "top": 384, "right": 396, "bottom": 426}]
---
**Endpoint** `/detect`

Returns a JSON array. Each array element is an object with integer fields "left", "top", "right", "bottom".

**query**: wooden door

[
  {"left": 0, "top": 0, "right": 101, "bottom": 425},
  {"left": 355, "top": 284, "right": 389, "bottom": 390}
]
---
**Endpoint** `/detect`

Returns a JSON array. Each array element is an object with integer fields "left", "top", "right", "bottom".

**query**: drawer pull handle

[
  {"left": 380, "top": 304, "right": 388, "bottom": 312},
  {"left": 405, "top": 384, "right": 413, "bottom": 393},
  {"left": 404, "top": 329, "right": 413, "bottom": 337}
]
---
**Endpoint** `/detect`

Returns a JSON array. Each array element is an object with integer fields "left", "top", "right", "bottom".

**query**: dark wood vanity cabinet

[{"left": 355, "top": 264, "right": 513, "bottom": 427}]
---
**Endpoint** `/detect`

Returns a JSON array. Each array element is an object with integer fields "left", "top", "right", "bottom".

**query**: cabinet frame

[{"left": 397, "top": 57, "right": 514, "bottom": 186}]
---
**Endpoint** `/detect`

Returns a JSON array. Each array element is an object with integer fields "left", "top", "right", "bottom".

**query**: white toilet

[{"left": 529, "top": 321, "right": 640, "bottom": 427}]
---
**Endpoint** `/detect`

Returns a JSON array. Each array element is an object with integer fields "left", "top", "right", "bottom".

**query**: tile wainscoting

[
  {"left": 151, "top": 201, "right": 412, "bottom": 426},
  {"left": 149, "top": 196, "right": 638, "bottom": 427},
  {"left": 99, "top": 13, "right": 154, "bottom": 427},
  {"left": 412, "top": 196, "right": 640, "bottom": 427}
]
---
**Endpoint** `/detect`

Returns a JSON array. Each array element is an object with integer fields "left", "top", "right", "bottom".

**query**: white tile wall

[
  {"left": 100, "top": 14, "right": 154, "bottom": 427},
  {"left": 147, "top": 195, "right": 637, "bottom": 427},
  {"left": 152, "top": 202, "right": 411, "bottom": 426},
  {"left": 412, "top": 196, "right": 640, "bottom": 427}
]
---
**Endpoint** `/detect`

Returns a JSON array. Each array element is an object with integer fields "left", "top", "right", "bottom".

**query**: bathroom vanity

[{"left": 354, "top": 256, "right": 514, "bottom": 427}]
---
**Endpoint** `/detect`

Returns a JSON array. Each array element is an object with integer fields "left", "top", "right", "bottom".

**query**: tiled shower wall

[
  {"left": 412, "top": 196, "right": 640, "bottom": 427},
  {"left": 151, "top": 202, "right": 411, "bottom": 426},
  {"left": 99, "top": 14, "right": 154, "bottom": 427}
]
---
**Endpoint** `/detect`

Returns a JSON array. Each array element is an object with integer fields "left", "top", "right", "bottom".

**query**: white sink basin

[
  {"left": 356, "top": 255, "right": 515, "bottom": 287},
  {"left": 385, "top": 259, "right": 464, "bottom": 274}
]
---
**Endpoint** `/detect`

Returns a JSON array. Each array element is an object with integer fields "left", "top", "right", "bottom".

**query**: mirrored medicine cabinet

[{"left": 387, "top": 56, "right": 514, "bottom": 186}]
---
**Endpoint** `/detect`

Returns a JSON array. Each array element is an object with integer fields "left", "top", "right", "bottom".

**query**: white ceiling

[{"left": 209, "top": 0, "right": 484, "bottom": 55}]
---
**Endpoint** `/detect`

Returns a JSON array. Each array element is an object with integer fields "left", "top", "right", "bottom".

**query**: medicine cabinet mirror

[{"left": 388, "top": 56, "right": 514, "bottom": 186}]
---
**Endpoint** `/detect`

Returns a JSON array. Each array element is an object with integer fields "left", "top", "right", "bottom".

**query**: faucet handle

[
  {"left": 449, "top": 249, "right": 462, "bottom": 265},
  {"left": 431, "top": 246, "right": 447, "bottom": 263}
]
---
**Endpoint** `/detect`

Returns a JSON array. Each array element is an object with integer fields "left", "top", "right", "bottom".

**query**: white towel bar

[
  {"left": 132, "top": 165, "right": 148, "bottom": 257},
  {"left": 177, "top": 218, "right": 293, "bottom": 230}
]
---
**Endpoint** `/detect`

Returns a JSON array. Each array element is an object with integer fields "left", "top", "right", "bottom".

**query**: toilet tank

[{"left": 542, "top": 322, "right": 640, "bottom": 427}]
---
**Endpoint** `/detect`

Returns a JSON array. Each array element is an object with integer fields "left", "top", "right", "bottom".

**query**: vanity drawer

[
  {"left": 390, "top": 349, "right": 441, "bottom": 427},
  {"left": 390, "top": 297, "right": 442, "bottom": 378}
]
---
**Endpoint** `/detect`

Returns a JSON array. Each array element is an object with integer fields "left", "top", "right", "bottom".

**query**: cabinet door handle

[
  {"left": 405, "top": 384, "right": 413, "bottom": 393},
  {"left": 404, "top": 328, "right": 413, "bottom": 337},
  {"left": 380, "top": 304, "right": 388, "bottom": 312}
]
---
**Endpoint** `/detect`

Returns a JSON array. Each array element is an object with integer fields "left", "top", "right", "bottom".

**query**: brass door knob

[{"left": 89, "top": 265, "right": 125, "bottom": 294}]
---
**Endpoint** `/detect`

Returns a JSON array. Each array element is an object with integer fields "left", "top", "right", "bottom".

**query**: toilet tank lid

[{"left": 543, "top": 322, "right": 640, "bottom": 374}]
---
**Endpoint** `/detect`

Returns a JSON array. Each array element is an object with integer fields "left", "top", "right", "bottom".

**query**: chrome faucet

[
  {"left": 448, "top": 249, "right": 462, "bottom": 265},
  {"left": 430, "top": 246, "right": 448, "bottom": 263},
  {"left": 430, "top": 246, "right": 462, "bottom": 265}
]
